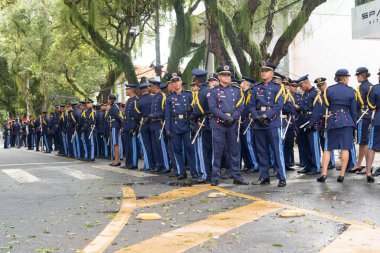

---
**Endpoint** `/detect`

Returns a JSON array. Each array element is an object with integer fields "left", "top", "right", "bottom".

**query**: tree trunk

[{"left": 154, "top": 0, "right": 161, "bottom": 78}]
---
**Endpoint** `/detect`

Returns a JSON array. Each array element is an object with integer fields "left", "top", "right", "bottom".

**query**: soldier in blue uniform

[
  {"left": 315, "top": 78, "right": 336, "bottom": 170},
  {"left": 121, "top": 83, "right": 139, "bottom": 170},
  {"left": 208, "top": 73, "right": 219, "bottom": 88},
  {"left": 66, "top": 103, "right": 75, "bottom": 157},
  {"left": 191, "top": 69, "right": 213, "bottom": 183},
  {"left": 82, "top": 98, "right": 96, "bottom": 161},
  {"left": 208, "top": 65, "right": 248, "bottom": 186},
  {"left": 51, "top": 105, "right": 61, "bottom": 152},
  {"left": 27, "top": 117, "right": 35, "bottom": 150},
  {"left": 165, "top": 73, "right": 198, "bottom": 180},
  {"left": 135, "top": 83, "right": 154, "bottom": 171},
  {"left": 3, "top": 120, "right": 10, "bottom": 149},
  {"left": 71, "top": 102, "right": 82, "bottom": 159},
  {"left": 78, "top": 102, "right": 87, "bottom": 160},
  {"left": 248, "top": 62, "right": 286, "bottom": 187},
  {"left": 58, "top": 105, "right": 68, "bottom": 156},
  {"left": 108, "top": 93, "right": 122, "bottom": 166},
  {"left": 34, "top": 115, "right": 42, "bottom": 151},
  {"left": 41, "top": 111, "right": 51, "bottom": 153},
  {"left": 349, "top": 67, "right": 373, "bottom": 174},
  {"left": 296, "top": 75, "right": 323, "bottom": 176},
  {"left": 148, "top": 80, "right": 170, "bottom": 173},
  {"left": 13, "top": 118, "right": 21, "bottom": 148},
  {"left": 282, "top": 78, "right": 298, "bottom": 171},
  {"left": 364, "top": 68, "right": 380, "bottom": 183},
  {"left": 318, "top": 69, "right": 357, "bottom": 183},
  {"left": 99, "top": 103, "right": 109, "bottom": 159},
  {"left": 240, "top": 76, "right": 259, "bottom": 173}
]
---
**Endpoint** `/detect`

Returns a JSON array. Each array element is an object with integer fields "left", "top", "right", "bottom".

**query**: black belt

[
  {"left": 301, "top": 111, "right": 313, "bottom": 115},
  {"left": 256, "top": 106, "right": 271, "bottom": 112}
]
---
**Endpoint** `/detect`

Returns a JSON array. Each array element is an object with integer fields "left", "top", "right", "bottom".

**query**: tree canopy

[{"left": 0, "top": 0, "right": 327, "bottom": 118}]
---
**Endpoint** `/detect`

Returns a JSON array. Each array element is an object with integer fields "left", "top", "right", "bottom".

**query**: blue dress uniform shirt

[
  {"left": 367, "top": 84, "right": 380, "bottom": 126},
  {"left": 298, "top": 87, "right": 323, "bottom": 128},
  {"left": 135, "top": 94, "right": 153, "bottom": 118},
  {"left": 150, "top": 92, "right": 166, "bottom": 131},
  {"left": 248, "top": 80, "right": 285, "bottom": 128},
  {"left": 82, "top": 108, "right": 96, "bottom": 132},
  {"left": 34, "top": 118, "right": 41, "bottom": 133},
  {"left": 323, "top": 83, "right": 357, "bottom": 129},
  {"left": 356, "top": 80, "right": 373, "bottom": 116},
  {"left": 208, "top": 84, "right": 244, "bottom": 128},
  {"left": 123, "top": 96, "right": 139, "bottom": 131},
  {"left": 41, "top": 117, "right": 50, "bottom": 133},
  {"left": 108, "top": 104, "right": 122, "bottom": 129},
  {"left": 165, "top": 90, "right": 193, "bottom": 133},
  {"left": 192, "top": 84, "right": 211, "bottom": 120}
]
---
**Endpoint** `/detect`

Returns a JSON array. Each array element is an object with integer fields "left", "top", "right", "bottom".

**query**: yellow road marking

[
  {"left": 320, "top": 225, "right": 380, "bottom": 253},
  {"left": 136, "top": 185, "right": 212, "bottom": 208},
  {"left": 115, "top": 201, "right": 281, "bottom": 253},
  {"left": 82, "top": 187, "right": 136, "bottom": 253}
]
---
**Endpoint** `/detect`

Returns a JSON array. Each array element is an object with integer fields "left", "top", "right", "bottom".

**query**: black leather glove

[
  {"left": 225, "top": 116, "right": 235, "bottom": 126},
  {"left": 166, "top": 130, "right": 172, "bottom": 139}
]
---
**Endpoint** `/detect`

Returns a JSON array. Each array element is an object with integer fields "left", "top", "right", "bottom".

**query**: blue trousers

[
  {"left": 27, "top": 133, "right": 34, "bottom": 149},
  {"left": 211, "top": 124, "right": 242, "bottom": 181},
  {"left": 284, "top": 126, "right": 295, "bottom": 167},
  {"left": 152, "top": 129, "right": 169, "bottom": 171},
  {"left": 81, "top": 132, "right": 88, "bottom": 159},
  {"left": 241, "top": 127, "right": 258, "bottom": 170},
  {"left": 172, "top": 131, "right": 196, "bottom": 176},
  {"left": 254, "top": 128, "right": 286, "bottom": 180},
  {"left": 139, "top": 125, "right": 154, "bottom": 170},
  {"left": 123, "top": 132, "right": 138, "bottom": 168},
  {"left": 298, "top": 129, "right": 321, "bottom": 173},
  {"left": 43, "top": 134, "right": 51, "bottom": 152},
  {"left": 196, "top": 129, "right": 212, "bottom": 180},
  {"left": 4, "top": 135, "right": 10, "bottom": 148},
  {"left": 35, "top": 132, "right": 41, "bottom": 151},
  {"left": 85, "top": 131, "right": 95, "bottom": 160}
]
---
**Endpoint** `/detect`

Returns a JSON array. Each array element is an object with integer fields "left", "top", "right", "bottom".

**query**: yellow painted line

[
  {"left": 82, "top": 187, "right": 136, "bottom": 253},
  {"left": 136, "top": 185, "right": 212, "bottom": 208},
  {"left": 320, "top": 225, "right": 380, "bottom": 253},
  {"left": 115, "top": 201, "right": 282, "bottom": 253}
]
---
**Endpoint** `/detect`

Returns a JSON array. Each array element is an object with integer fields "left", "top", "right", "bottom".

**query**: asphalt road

[{"left": 1, "top": 146, "right": 380, "bottom": 253}]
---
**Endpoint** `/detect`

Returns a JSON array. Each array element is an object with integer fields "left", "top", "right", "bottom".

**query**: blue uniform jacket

[
  {"left": 248, "top": 80, "right": 285, "bottom": 129},
  {"left": 108, "top": 104, "right": 122, "bottom": 129},
  {"left": 323, "top": 83, "right": 357, "bottom": 129},
  {"left": 297, "top": 86, "right": 323, "bottom": 128},
  {"left": 165, "top": 90, "right": 193, "bottom": 133},
  {"left": 150, "top": 92, "right": 165, "bottom": 131},
  {"left": 123, "top": 96, "right": 139, "bottom": 131},
  {"left": 356, "top": 79, "right": 373, "bottom": 119},
  {"left": 367, "top": 84, "right": 380, "bottom": 126}
]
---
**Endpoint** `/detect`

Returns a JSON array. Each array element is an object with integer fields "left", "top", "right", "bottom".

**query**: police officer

[
  {"left": 165, "top": 73, "right": 198, "bottom": 180},
  {"left": 66, "top": 103, "right": 75, "bottom": 157},
  {"left": 108, "top": 93, "right": 122, "bottom": 166},
  {"left": 248, "top": 62, "right": 286, "bottom": 187},
  {"left": 78, "top": 102, "right": 88, "bottom": 160},
  {"left": 21, "top": 118, "right": 27, "bottom": 147},
  {"left": 148, "top": 80, "right": 170, "bottom": 173},
  {"left": 52, "top": 105, "right": 61, "bottom": 152},
  {"left": 364, "top": 68, "right": 380, "bottom": 183},
  {"left": 350, "top": 67, "right": 373, "bottom": 174},
  {"left": 99, "top": 103, "right": 109, "bottom": 159},
  {"left": 3, "top": 120, "right": 10, "bottom": 149},
  {"left": 282, "top": 78, "right": 297, "bottom": 171},
  {"left": 121, "top": 83, "right": 139, "bottom": 170},
  {"left": 296, "top": 75, "right": 323, "bottom": 176},
  {"left": 240, "top": 76, "right": 259, "bottom": 173},
  {"left": 71, "top": 102, "right": 82, "bottom": 159},
  {"left": 315, "top": 77, "right": 336, "bottom": 170},
  {"left": 318, "top": 69, "right": 357, "bottom": 183},
  {"left": 82, "top": 98, "right": 96, "bottom": 161},
  {"left": 41, "top": 111, "right": 51, "bottom": 153},
  {"left": 191, "top": 69, "right": 213, "bottom": 183},
  {"left": 58, "top": 105, "right": 68, "bottom": 156},
  {"left": 208, "top": 74, "right": 219, "bottom": 88},
  {"left": 135, "top": 83, "right": 154, "bottom": 171},
  {"left": 208, "top": 65, "right": 248, "bottom": 186}
]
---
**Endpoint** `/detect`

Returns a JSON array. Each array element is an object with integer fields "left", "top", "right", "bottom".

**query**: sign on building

[{"left": 352, "top": 0, "right": 380, "bottom": 39}]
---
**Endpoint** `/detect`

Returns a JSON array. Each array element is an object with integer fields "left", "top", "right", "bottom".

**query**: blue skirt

[
  {"left": 325, "top": 127, "right": 354, "bottom": 151},
  {"left": 368, "top": 126, "right": 380, "bottom": 150}
]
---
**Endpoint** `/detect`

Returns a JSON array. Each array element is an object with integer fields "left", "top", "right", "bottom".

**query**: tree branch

[
  {"left": 260, "top": 0, "right": 277, "bottom": 59},
  {"left": 188, "top": 0, "right": 202, "bottom": 14},
  {"left": 269, "top": 0, "right": 327, "bottom": 65}
]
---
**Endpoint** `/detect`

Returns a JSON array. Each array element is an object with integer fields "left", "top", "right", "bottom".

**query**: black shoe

[
  {"left": 177, "top": 174, "right": 187, "bottom": 180},
  {"left": 347, "top": 167, "right": 361, "bottom": 173},
  {"left": 233, "top": 178, "right": 249, "bottom": 185},
  {"left": 220, "top": 172, "right": 231, "bottom": 179},
  {"left": 169, "top": 172, "right": 179, "bottom": 177},
  {"left": 252, "top": 178, "right": 270, "bottom": 185},
  {"left": 367, "top": 175, "right": 375, "bottom": 183},
  {"left": 278, "top": 180, "right": 286, "bottom": 187},
  {"left": 129, "top": 166, "right": 138, "bottom": 170},
  {"left": 163, "top": 169, "right": 171, "bottom": 173},
  {"left": 297, "top": 169, "right": 309, "bottom": 174},
  {"left": 305, "top": 171, "right": 318, "bottom": 175},
  {"left": 372, "top": 168, "right": 380, "bottom": 177},
  {"left": 194, "top": 178, "right": 208, "bottom": 184},
  {"left": 285, "top": 166, "right": 295, "bottom": 171},
  {"left": 191, "top": 174, "right": 200, "bottom": 179},
  {"left": 156, "top": 170, "right": 166, "bottom": 174},
  {"left": 211, "top": 180, "right": 219, "bottom": 186},
  {"left": 296, "top": 163, "right": 305, "bottom": 167},
  {"left": 317, "top": 175, "right": 327, "bottom": 183},
  {"left": 337, "top": 176, "right": 344, "bottom": 183},
  {"left": 120, "top": 165, "right": 128, "bottom": 169}
]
